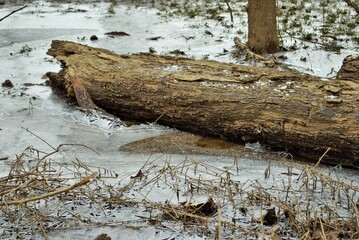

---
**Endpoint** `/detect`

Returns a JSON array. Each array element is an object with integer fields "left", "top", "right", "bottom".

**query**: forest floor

[{"left": 0, "top": 0, "right": 358, "bottom": 239}]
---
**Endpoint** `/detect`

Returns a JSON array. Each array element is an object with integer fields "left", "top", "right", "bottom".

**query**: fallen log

[
  {"left": 46, "top": 40, "right": 359, "bottom": 169},
  {"left": 336, "top": 55, "right": 359, "bottom": 81}
]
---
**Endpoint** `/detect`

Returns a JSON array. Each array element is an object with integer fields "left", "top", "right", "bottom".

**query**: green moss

[
  {"left": 108, "top": 0, "right": 117, "bottom": 14},
  {"left": 326, "top": 12, "right": 337, "bottom": 24},
  {"left": 324, "top": 42, "right": 343, "bottom": 53},
  {"left": 303, "top": 32, "right": 314, "bottom": 41}
]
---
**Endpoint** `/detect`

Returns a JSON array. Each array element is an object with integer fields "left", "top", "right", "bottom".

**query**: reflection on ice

[
  {"left": 70, "top": 108, "right": 125, "bottom": 131},
  {"left": 0, "top": 1, "right": 358, "bottom": 238},
  {"left": 0, "top": 28, "right": 96, "bottom": 47}
]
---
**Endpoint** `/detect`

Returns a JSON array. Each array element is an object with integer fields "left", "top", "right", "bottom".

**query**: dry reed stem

[
  {"left": 1, "top": 172, "right": 97, "bottom": 206},
  {"left": 0, "top": 143, "right": 357, "bottom": 239}
]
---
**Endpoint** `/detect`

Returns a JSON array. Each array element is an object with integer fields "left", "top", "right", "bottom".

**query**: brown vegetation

[{"left": 1, "top": 144, "right": 357, "bottom": 239}]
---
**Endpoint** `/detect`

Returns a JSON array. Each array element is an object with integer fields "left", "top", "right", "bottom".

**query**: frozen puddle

[
  {"left": 0, "top": 28, "right": 96, "bottom": 47},
  {"left": 0, "top": 147, "right": 357, "bottom": 239},
  {"left": 0, "top": 1, "right": 358, "bottom": 239}
]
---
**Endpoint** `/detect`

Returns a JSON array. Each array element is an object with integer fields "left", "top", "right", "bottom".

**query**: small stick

[
  {"left": 0, "top": 5, "right": 28, "bottom": 22},
  {"left": 342, "top": 0, "right": 359, "bottom": 14},
  {"left": 314, "top": 147, "right": 331, "bottom": 168},
  {"left": 223, "top": 0, "right": 234, "bottom": 23},
  {"left": 216, "top": 202, "right": 222, "bottom": 240},
  {"left": 153, "top": 111, "right": 166, "bottom": 124},
  {"left": 22, "top": 127, "right": 56, "bottom": 150}
]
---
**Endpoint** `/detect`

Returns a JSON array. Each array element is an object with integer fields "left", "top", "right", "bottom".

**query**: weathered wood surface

[
  {"left": 46, "top": 40, "right": 359, "bottom": 168},
  {"left": 336, "top": 55, "right": 359, "bottom": 81}
]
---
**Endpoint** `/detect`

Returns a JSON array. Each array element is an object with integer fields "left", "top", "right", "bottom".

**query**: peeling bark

[{"left": 46, "top": 40, "right": 359, "bottom": 169}]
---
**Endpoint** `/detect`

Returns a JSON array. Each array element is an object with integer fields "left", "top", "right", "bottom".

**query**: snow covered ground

[{"left": 0, "top": 1, "right": 358, "bottom": 239}]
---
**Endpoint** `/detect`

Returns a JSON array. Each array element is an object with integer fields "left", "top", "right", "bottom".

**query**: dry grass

[{"left": 0, "top": 145, "right": 358, "bottom": 239}]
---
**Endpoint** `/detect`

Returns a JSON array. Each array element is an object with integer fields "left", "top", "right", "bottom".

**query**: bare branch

[
  {"left": 223, "top": 0, "right": 234, "bottom": 23},
  {"left": 22, "top": 127, "right": 56, "bottom": 150},
  {"left": 0, "top": 5, "right": 27, "bottom": 22},
  {"left": 342, "top": 0, "right": 359, "bottom": 14}
]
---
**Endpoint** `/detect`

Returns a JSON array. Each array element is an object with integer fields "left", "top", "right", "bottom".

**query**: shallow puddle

[{"left": 0, "top": 1, "right": 358, "bottom": 239}]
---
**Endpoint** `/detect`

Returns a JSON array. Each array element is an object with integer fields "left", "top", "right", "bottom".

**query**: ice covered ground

[
  {"left": 0, "top": 1, "right": 358, "bottom": 239},
  {"left": 1, "top": 0, "right": 357, "bottom": 158}
]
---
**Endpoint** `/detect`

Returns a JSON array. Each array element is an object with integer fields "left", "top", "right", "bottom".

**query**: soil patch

[{"left": 120, "top": 131, "right": 285, "bottom": 161}]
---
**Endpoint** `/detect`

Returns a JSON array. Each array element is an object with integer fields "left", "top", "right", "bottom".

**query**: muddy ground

[{"left": 0, "top": 0, "right": 358, "bottom": 239}]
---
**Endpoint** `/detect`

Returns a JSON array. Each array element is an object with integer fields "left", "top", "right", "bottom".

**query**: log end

[
  {"left": 336, "top": 55, "right": 359, "bottom": 81},
  {"left": 46, "top": 72, "right": 64, "bottom": 89}
]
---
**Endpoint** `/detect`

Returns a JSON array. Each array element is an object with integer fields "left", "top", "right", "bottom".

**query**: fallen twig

[
  {"left": 22, "top": 127, "right": 56, "bottom": 150},
  {"left": 314, "top": 147, "right": 331, "bottom": 168},
  {"left": 0, "top": 5, "right": 27, "bottom": 22},
  {"left": 223, "top": 0, "right": 233, "bottom": 23},
  {"left": 342, "top": 0, "right": 359, "bottom": 14}
]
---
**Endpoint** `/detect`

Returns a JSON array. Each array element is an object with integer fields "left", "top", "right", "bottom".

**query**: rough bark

[
  {"left": 247, "top": 0, "right": 279, "bottom": 54},
  {"left": 46, "top": 40, "right": 359, "bottom": 169},
  {"left": 336, "top": 55, "right": 359, "bottom": 81}
]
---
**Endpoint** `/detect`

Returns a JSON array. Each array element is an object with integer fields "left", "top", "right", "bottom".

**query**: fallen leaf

[
  {"left": 130, "top": 169, "right": 144, "bottom": 179},
  {"left": 94, "top": 233, "right": 111, "bottom": 240},
  {"left": 263, "top": 207, "right": 277, "bottom": 226}
]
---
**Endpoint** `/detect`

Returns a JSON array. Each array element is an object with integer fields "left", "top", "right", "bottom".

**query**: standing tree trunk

[{"left": 248, "top": 0, "right": 280, "bottom": 54}]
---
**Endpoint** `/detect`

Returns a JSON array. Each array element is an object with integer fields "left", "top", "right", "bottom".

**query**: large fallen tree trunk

[{"left": 46, "top": 40, "right": 359, "bottom": 168}]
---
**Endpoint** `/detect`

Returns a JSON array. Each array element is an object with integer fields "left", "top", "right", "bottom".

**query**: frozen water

[{"left": 0, "top": 1, "right": 358, "bottom": 239}]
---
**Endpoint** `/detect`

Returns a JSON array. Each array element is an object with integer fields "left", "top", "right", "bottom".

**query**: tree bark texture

[
  {"left": 248, "top": 0, "right": 280, "bottom": 54},
  {"left": 336, "top": 55, "right": 359, "bottom": 81},
  {"left": 47, "top": 40, "right": 359, "bottom": 169}
]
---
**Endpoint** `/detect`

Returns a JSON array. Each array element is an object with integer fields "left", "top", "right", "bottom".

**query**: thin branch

[
  {"left": 21, "top": 128, "right": 100, "bottom": 159},
  {"left": 22, "top": 127, "right": 56, "bottom": 150},
  {"left": 36, "top": 143, "right": 100, "bottom": 170},
  {"left": 342, "top": 0, "right": 359, "bottom": 15},
  {"left": 0, "top": 5, "right": 27, "bottom": 22},
  {"left": 223, "top": 0, "right": 234, "bottom": 23},
  {"left": 314, "top": 147, "right": 331, "bottom": 168}
]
